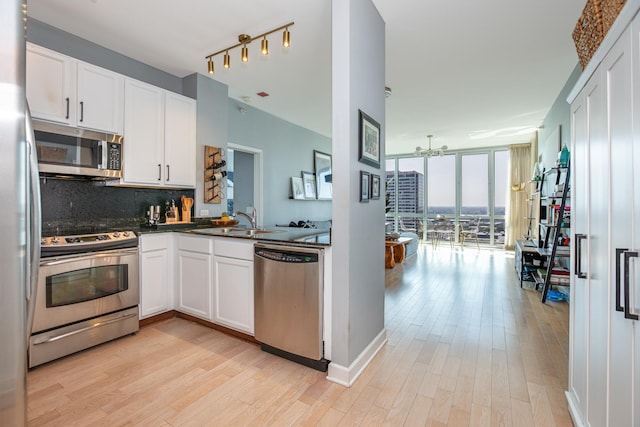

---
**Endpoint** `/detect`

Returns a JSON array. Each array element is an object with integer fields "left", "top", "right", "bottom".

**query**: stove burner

[{"left": 66, "top": 237, "right": 80, "bottom": 243}]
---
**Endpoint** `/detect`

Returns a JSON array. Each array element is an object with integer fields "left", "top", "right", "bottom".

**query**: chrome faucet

[{"left": 233, "top": 207, "right": 257, "bottom": 229}]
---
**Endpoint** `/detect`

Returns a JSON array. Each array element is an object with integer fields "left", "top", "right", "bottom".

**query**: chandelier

[
  {"left": 415, "top": 135, "right": 448, "bottom": 157},
  {"left": 205, "top": 22, "right": 294, "bottom": 75}
]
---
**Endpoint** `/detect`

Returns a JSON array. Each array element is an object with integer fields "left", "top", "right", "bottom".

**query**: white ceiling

[{"left": 27, "top": 0, "right": 584, "bottom": 154}]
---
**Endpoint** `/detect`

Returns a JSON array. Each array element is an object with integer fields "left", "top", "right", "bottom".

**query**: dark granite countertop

[{"left": 183, "top": 226, "right": 331, "bottom": 247}]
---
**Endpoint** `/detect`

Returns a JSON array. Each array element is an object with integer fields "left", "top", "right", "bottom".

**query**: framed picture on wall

[
  {"left": 358, "top": 110, "right": 380, "bottom": 168},
  {"left": 301, "top": 171, "right": 317, "bottom": 199},
  {"left": 370, "top": 174, "right": 380, "bottom": 199},
  {"left": 360, "top": 170, "right": 370, "bottom": 202},
  {"left": 314, "top": 150, "right": 333, "bottom": 200},
  {"left": 291, "top": 177, "right": 305, "bottom": 200}
]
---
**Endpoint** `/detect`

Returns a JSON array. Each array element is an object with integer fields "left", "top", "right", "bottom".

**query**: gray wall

[
  {"left": 183, "top": 73, "right": 229, "bottom": 219},
  {"left": 228, "top": 101, "right": 332, "bottom": 226},
  {"left": 538, "top": 64, "right": 581, "bottom": 169},
  {"left": 331, "top": 0, "right": 386, "bottom": 368}
]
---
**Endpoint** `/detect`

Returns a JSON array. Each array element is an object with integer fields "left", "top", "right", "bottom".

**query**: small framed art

[
  {"left": 291, "top": 177, "right": 305, "bottom": 200},
  {"left": 301, "top": 171, "right": 317, "bottom": 199},
  {"left": 358, "top": 110, "right": 381, "bottom": 168},
  {"left": 370, "top": 174, "right": 380, "bottom": 199},
  {"left": 360, "top": 170, "right": 370, "bottom": 202}
]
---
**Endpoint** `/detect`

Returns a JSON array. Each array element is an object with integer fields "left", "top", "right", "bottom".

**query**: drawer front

[
  {"left": 140, "top": 233, "right": 171, "bottom": 252},
  {"left": 177, "top": 235, "right": 213, "bottom": 254},
  {"left": 215, "top": 238, "right": 254, "bottom": 260}
]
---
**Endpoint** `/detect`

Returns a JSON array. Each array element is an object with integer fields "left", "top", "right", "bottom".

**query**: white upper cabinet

[
  {"left": 26, "top": 43, "right": 124, "bottom": 134},
  {"left": 164, "top": 92, "right": 196, "bottom": 188},
  {"left": 76, "top": 62, "right": 124, "bottom": 134},
  {"left": 26, "top": 43, "right": 75, "bottom": 125},
  {"left": 123, "top": 79, "right": 165, "bottom": 185},
  {"left": 122, "top": 79, "right": 196, "bottom": 188}
]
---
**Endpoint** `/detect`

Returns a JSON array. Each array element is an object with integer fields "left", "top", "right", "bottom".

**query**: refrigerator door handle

[{"left": 25, "top": 106, "right": 41, "bottom": 342}]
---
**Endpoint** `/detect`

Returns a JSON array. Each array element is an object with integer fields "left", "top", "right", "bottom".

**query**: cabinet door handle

[
  {"left": 166, "top": 165, "right": 170, "bottom": 181},
  {"left": 157, "top": 164, "right": 162, "bottom": 181},
  {"left": 79, "top": 101, "right": 84, "bottom": 122},
  {"left": 616, "top": 248, "right": 628, "bottom": 312},
  {"left": 575, "top": 233, "right": 587, "bottom": 278},
  {"left": 65, "top": 97, "right": 70, "bottom": 119},
  {"left": 623, "top": 251, "right": 639, "bottom": 320}
]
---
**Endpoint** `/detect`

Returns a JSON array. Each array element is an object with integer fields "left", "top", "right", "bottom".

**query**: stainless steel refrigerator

[{"left": 1, "top": 1, "right": 41, "bottom": 425}]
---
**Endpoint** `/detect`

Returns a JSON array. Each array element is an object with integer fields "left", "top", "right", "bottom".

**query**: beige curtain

[{"left": 505, "top": 143, "right": 532, "bottom": 249}]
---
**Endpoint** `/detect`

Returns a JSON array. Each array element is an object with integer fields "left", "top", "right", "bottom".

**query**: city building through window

[{"left": 386, "top": 148, "right": 508, "bottom": 246}]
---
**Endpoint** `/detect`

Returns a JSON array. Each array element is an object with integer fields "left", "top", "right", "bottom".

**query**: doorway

[{"left": 227, "top": 143, "right": 263, "bottom": 226}]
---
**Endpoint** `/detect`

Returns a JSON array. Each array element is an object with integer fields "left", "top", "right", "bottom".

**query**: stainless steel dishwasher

[{"left": 254, "top": 243, "right": 328, "bottom": 371}]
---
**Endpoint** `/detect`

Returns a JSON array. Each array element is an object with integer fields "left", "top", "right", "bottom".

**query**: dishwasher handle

[{"left": 254, "top": 247, "right": 319, "bottom": 263}]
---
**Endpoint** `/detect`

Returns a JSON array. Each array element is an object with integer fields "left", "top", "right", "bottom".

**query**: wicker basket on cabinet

[
  {"left": 572, "top": 0, "right": 604, "bottom": 69},
  {"left": 601, "top": 0, "right": 627, "bottom": 33}
]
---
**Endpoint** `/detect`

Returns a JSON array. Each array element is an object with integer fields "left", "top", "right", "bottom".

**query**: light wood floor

[{"left": 27, "top": 245, "right": 572, "bottom": 426}]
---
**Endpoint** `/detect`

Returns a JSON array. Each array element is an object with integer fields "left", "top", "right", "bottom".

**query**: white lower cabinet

[
  {"left": 176, "top": 235, "right": 213, "bottom": 320},
  {"left": 139, "top": 233, "right": 256, "bottom": 334},
  {"left": 213, "top": 239, "right": 255, "bottom": 335},
  {"left": 139, "top": 233, "right": 173, "bottom": 319}
]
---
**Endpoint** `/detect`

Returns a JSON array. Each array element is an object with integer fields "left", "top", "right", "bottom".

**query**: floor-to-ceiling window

[{"left": 386, "top": 147, "right": 508, "bottom": 246}]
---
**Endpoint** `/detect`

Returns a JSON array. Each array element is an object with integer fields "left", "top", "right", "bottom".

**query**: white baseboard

[
  {"left": 565, "top": 391, "right": 586, "bottom": 427},
  {"left": 326, "top": 328, "right": 387, "bottom": 387}
]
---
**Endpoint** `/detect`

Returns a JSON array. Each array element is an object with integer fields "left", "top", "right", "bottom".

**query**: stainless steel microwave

[{"left": 33, "top": 120, "right": 122, "bottom": 179}]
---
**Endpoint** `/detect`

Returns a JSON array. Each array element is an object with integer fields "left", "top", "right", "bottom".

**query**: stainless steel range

[{"left": 30, "top": 231, "right": 139, "bottom": 368}]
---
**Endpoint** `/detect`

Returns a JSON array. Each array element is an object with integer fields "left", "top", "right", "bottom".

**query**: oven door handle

[
  {"left": 31, "top": 312, "right": 137, "bottom": 345},
  {"left": 40, "top": 247, "right": 138, "bottom": 266}
]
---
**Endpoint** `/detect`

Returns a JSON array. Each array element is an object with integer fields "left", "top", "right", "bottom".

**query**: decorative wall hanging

[
  {"left": 360, "top": 170, "right": 370, "bottom": 202},
  {"left": 314, "top": 150, "right": 332, "bottom": 200},
  {"left": 204, "top": 145, "right": 226, "bottom": 204},
  {"left": 291, "top": 176, "right": 305, "bottom": 200},
  {"left": 358, "top": 110, "right": 381, "bottom": 168},
  {"left": 370, "top": 174, "right": 381, "bottom": 200},
  {"left": 301, "top": 171, "right": 316, "bottom": 199}
]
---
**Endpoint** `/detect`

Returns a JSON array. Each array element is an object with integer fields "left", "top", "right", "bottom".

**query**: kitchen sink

[
  {"left": 192, "top": 227, "right": 285, "bottom": 237},
  {"left": 230, "top": 228, "right": 285, "bottom": 236}
]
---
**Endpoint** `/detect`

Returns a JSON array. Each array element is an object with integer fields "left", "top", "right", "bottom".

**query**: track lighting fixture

[{"left": 205, "top": 22, "right": 294, "bottom": 75}]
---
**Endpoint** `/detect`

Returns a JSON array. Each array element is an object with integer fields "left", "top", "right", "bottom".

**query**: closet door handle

[
  {"left": 166, "top": 165, "right": 170, "bottom": 181},
  {"left": 615, "top": 248, "right": 628, "bottom": 312},
  {"left": 158, "top": 164, "right": 162, "bottom": 181},
  {"left": 575, "top": 234, "right": 587, "bottom": 278},
  {"left": 623, "top": 251, "right": 639, "bottom": 320},
  {"left": 79, "top": 101, "right": 84, "bottom": 122},
  {"left": 65, "top": 97, "right": 70, "bottom": 119}
]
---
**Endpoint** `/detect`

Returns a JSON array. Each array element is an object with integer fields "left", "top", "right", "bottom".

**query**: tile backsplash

[{"left": 40, "top": 177, "right": 195, "bottom": 235}]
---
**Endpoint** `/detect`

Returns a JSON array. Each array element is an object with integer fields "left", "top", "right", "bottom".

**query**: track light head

[
  {"left": 261, "top": 37, "right": 269, "bottom": 55},
  {"left": 224, "top": 51, "right": 230, "bottom": 68},
  {"left": 241, "top": 45, "right": 249, "bottom": 62},
  {"left": 207, "top": 58, "right": 214, "bottom": 74},
  {"left": 283, "top": 27, "right": 290, "bottom": 47}
]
